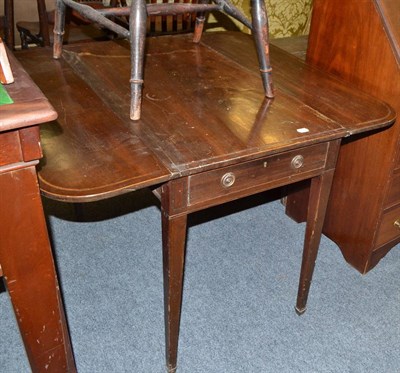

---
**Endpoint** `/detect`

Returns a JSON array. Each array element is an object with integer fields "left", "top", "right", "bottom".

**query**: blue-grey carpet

[{"left": 1, "top": 189, "right": 399, "bottom": 373}]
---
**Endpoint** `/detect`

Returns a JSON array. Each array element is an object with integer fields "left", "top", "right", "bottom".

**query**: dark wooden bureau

[{"left": 286, "top": 0, "right": 400, "bottom": 273}]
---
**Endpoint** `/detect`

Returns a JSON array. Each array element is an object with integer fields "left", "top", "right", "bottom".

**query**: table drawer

[
  {"left": 188, "top": 143, "right": 328, "bottom": 207},
  {"left": 385, "top": 169, "right": 400, "bottom": 208},
  {"left": 375, "top": 204, "right": 400, "bottom": 247}
]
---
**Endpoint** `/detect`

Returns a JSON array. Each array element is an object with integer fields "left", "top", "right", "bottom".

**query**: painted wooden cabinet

[{"left": 286, "top": 0, "right": 400, "bottom": 273}]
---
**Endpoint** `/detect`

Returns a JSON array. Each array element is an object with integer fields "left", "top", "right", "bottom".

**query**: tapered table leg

[
  {"left": 295, "top": 169, "right": 336, "bottom": 315},
  {"left": 295, "top": 140, "right": 341, "bottom": 314},
  {"left": 0, "top": 165, "right": 76, "bottom": 373},
  {"left": 161, "top": 183, "right": 188, "bottom": 373}
]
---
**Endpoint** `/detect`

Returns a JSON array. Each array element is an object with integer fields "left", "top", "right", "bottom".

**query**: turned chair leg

[
  {"left": 129, "top": 0, "right": 147, "bottom": 120},
  {"left": 251, "top": 0, "right": 274, "bottom": 98},
  {"left": 53, "top": 0, "right": 66, "bottom": 59},
  {"left": 193, "top": 0, "right": 208, "bottom": 43}
]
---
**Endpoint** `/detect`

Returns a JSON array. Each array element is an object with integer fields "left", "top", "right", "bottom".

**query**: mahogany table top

[{"left": 16, "top": 32, "right": 395, "bottom": 202}]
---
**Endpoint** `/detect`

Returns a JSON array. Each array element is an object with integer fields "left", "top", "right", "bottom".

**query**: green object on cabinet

[{"left": 0, "top": 84, "right": 13, "bottom": 105}]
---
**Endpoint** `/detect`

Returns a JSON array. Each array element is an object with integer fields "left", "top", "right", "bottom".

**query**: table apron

[{"left": 158, "top": 141, "right": 339, "bottom": 217}]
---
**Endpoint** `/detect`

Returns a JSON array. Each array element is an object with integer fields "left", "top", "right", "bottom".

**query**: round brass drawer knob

[
  {"left": 394, "top": 219, "right": 400, "bottom": 229},
  {"left": 221, "top": 172, "right": 236, "bottom": 188},
  {"left": 291, "top": 155, "right": 304, "bottom": 169}
]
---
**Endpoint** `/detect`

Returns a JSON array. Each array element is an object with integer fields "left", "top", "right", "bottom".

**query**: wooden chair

[
  {"left": 53, "top": 0, "right": 275, "bottom": 120},
  {"left": 14, "top": 0, "right": 194, "bottom": 49},
  {"left": 16, "top": 0, "right": 122, "bottom": 49}
]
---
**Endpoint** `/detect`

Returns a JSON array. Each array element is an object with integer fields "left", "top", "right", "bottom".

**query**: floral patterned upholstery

[
  {"left": 208, "top": 0, "right": 313, "bottom": 37},
  {"left": 233, "top": 0, "right": 313, "bottom": 38}
]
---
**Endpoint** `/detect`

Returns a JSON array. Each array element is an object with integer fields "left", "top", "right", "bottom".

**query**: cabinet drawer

[
  {"left": 376, "top": 204, "right": 400, "bottom": 247},
  {"left": 385, "top": 169, "right": 400, "bottom": 208},
  {"left": 188, "top": 143, "right": 328, "bottom": 207}
]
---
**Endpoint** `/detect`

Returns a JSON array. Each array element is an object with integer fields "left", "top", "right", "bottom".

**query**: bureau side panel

[{"left": 307, "top": 0, "right": 400, "bottom": 273}]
